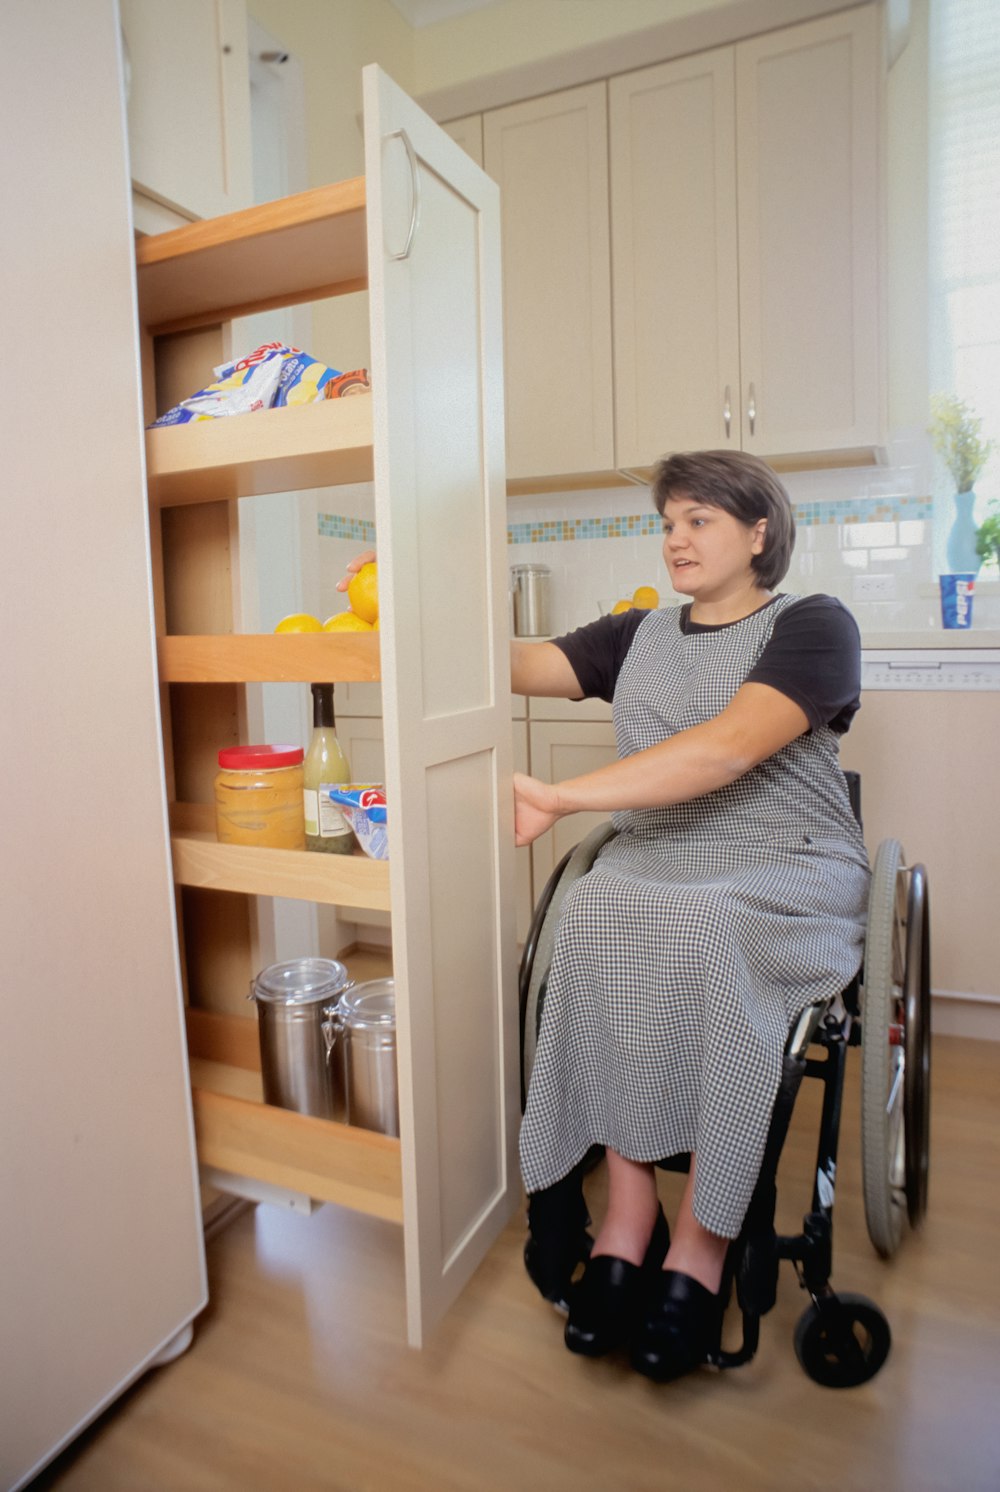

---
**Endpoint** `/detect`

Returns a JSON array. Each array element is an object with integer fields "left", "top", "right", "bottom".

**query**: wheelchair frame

[{"left": 518, "top": 772, "right": 931, "bottom": 1387}]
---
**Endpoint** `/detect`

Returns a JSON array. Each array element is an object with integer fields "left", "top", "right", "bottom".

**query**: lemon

[
  {"left": 632, "top": 585, "right": 660, "bottom": 610},
  {"left": 274, "top": 613, "right": 323, "bottom": 633},
  {"left": 347, "top": 562, "right": 379, "bottom": 625},
  {"left": 611, "top": 599, "right": 634, "bottom": 615},
  {"left": 322, "top": 612, "right": 374, "bottom": 632}
]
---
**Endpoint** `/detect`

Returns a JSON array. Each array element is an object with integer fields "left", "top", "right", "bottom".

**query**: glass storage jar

[{"left": 214, "top": 744, "right": 306, "bottom": 848}]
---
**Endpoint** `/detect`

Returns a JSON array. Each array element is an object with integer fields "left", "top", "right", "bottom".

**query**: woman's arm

[
  {"left": 513, "top": 681, "right": 810, "bottom": 846},
  {"left": 337, "top": 552, "right": 584, "bottom": 699},
  {"left": 510, "top": 640, "right": 584, "bottom": 698}
]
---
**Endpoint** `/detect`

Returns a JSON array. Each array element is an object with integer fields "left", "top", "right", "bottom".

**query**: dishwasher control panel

[{"left": 861, "top": 650, "right": 1000, "bottom": 690}]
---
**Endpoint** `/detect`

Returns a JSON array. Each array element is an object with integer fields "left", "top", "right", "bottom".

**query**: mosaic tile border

[
  {"left": 506, "top": 495, "right": 933, "bottom": 544},
  {"left": 318, "top": 514, "right": 377, "bottom": 543},
  {"left": 318, "top": 496, "right": 933, "bottom": 546}
]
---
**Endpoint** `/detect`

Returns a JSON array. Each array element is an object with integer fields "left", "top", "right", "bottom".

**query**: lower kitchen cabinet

[{"left": 527, "top": 715, "right": 618, "bottom": 889}]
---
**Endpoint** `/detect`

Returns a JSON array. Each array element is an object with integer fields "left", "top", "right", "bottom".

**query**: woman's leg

[
  {"left": 662, "top": 1155, "right": 730, "bottom": 1293},
  {"left": 590, "top": 1149, "right": 660, "bottom": 1265},
  {"left": 565, "top": 1150, "right": 669, "bottom": 1356}
]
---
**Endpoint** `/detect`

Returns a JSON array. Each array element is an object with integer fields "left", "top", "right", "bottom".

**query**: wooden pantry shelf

[
  {"left": 158, "top": 632, "right": 380, "bottom": 683},
  {"left": 171, "top": 823, "right": 391, "bottom": 911},
  {"left": 185, "top": 1009, "right": 402, "bottom": 1221},
  {"left": 135, "top": 178, "right": 368, "bottom": 335},
  {"left": 146, "top": 397, "right": 374, "bottom": 506}
]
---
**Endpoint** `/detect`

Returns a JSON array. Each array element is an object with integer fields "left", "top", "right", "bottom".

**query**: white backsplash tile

[{"left": 316, "top": 435, "right": 999, "bottom": 641}]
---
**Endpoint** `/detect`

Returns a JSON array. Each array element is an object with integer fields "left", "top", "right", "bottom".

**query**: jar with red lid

[{"left": 214, "top": 745, "right": 306, "bottom": 849}]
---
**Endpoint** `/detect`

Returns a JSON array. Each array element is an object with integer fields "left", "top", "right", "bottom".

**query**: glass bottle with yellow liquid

[{"left": 303, "top": 683, "right": 355, "bottom": 854}]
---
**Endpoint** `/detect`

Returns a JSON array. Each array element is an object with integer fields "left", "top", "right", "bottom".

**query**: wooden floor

[{"left": 32, "top": 1034, "right": 1000, "bottom": 1492}]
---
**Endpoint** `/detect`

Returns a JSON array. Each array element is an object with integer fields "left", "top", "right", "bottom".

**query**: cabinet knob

[{"left": 747, "top": 383, "right": 757, "bottom": 436}]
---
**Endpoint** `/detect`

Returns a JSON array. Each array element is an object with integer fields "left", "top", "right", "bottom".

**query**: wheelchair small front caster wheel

[{"left": 793, "top": 1293, "right": 891, "bottom": 1387}]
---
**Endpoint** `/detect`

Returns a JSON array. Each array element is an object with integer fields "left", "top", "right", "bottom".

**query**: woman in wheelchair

[{"left": 511, "top": 449, "right": 871, "bottom": 1383}]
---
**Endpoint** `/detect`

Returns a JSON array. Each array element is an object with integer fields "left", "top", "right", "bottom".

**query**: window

[{"left": 929, "top": 0, "right": 1000, "bottom": 545}]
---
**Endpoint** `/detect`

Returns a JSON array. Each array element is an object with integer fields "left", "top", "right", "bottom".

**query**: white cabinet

[
  {"left": 527, "top": 716, "right": 618, "bottom": 888},
  {"left": 610, "top": 47, "right": 740, "bottom": 464},
  {"left": 735, "top": 7, "right": 881, "bottom": 459},
  {"left": 122, "top": 0, "right": 253, "bottom": 220},
  {"left": 440, "top": 112, "right": 484, "bottom": 167},
  {"left": 138, "top": 67, "right": 517, "bottom": 1348},
  {"left": 483, "top": 83, "right": 614, "bottom": 482},
  {"left": 611, "top": 5, "right": 882, "bottom": 468}
]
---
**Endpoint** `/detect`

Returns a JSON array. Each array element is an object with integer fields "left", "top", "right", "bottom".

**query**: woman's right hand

[{"left": 336, "top": 549, "right": 376, "bottom": 593}]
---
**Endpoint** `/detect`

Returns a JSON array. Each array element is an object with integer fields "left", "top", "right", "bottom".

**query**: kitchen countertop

[{"left": 860, "top": 630, "right": 1000, "bottom": 649}]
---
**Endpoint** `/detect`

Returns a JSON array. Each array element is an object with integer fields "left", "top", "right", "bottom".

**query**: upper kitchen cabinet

[
  {"left": 611, "top": 4, "right": 883, "bottom": 470},
  {"left": 440, "top": 113, "right": 484, "bottom": 168},
  {"left": 483, "top": 83, "right": 615, "bottom": 483},
  {"left": 122, "top": 0, "right": 253, "bottom": 221},
  {"left": 610, "top": 47, "right": 741, "bottom": 465}
]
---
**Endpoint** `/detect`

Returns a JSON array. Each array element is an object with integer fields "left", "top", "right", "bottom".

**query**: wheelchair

[{"left": 518, "top": 773, "right": 931, "bottom": 1388}]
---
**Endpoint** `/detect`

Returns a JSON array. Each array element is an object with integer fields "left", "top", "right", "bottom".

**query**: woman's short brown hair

[{"left": 651, "top": 450, "right": 796, "bottom": 590}]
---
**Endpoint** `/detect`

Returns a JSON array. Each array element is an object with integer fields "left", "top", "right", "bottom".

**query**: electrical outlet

[{"left": 852, "top": 573, "right": 897, "bottom": 601}]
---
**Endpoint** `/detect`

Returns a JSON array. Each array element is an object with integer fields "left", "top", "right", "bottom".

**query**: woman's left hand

[{"left": 514, "top": 772, "right": 564, "bottom": 847}]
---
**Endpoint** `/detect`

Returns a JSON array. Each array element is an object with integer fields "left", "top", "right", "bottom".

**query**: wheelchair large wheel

[
  {"left": 519, "top": 822, "right": 618, "bottom": 1107},
  {"left": 860, "top": 839, "right": 932, "bottom": 1257}
]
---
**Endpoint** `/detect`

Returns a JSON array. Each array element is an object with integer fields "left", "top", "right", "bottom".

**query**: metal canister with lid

[
  {"left": 323, "top": 978, "right": 399, "bottom": 1137},
  {"left": 248, "top": 957, "right": 354, "bottom": 1118},
  {"left": 510, "top": 563, "right": 552, "bottom": 637}
]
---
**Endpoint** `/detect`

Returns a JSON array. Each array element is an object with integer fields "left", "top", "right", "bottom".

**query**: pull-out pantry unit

[{"left": 138, "top": 65, "right": 519, "bottom": 1348}]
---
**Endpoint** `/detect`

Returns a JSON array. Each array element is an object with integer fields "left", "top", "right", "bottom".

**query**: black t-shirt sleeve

[
  {"left": 551, "top": 611, "right": 645, "bottom": 702},
  {"left": 746, "top": 595, "right": 861, "bottom": 734}
]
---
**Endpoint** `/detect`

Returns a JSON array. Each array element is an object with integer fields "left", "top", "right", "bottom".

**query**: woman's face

[{"left": 660, "top": 494, "right": 767, "bottom": 601}]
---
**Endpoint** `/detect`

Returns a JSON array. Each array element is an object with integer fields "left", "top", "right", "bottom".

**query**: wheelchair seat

[{"left": 518, "top": 771, "right": 931, "bottom": 1387}]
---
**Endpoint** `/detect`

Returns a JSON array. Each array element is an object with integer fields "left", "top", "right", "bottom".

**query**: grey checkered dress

[{"left": 519, "top": 597, "right": 870, "bottom": 1237}]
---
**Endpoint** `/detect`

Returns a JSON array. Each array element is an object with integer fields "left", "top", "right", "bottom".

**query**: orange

[
  {"left": 347, "top": 562, "right": 379, "bottom": 625},
  {"left": 322, "top": 611, "right": 374, "bottom": 632},
  {"left": 274, "top": 612, "right": 323, "bottom": 633},
  {"left": 611, "top": 599, "right": 634, "bottom": 615},
  {"left": 632, "top": 585, "right": 660, "bottom": 610}
]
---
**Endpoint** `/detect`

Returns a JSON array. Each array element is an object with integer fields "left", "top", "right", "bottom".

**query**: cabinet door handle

[
  {"left": 385, "top": 129, "right": 420, "bottom": 261},
  {"left": 723, "top": 385, "right": 732, "bottom": 438},
  {"left": 747, "top": 383, "right": 757, "bottom": 436}
]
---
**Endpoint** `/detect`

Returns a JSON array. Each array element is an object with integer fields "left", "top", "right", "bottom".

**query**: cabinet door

[
  {"left": 336, "top": 716, "right": 386, "bottom": 784},
  {"left": 528, "top": 721, "right": 618, "bottom": 887},
  {"left": 610, "top": 49, "right": 741, "bottom": 467},
  {"left": 364, "top": 68, "right": 517, "bottom": 1347},
  {"left": 122, "top": 0, "right": 253, "bottom": 220},
  {"left": 483, "top": 83, "right": 614, "bottom": 480},
  {"left": 440, "top": 113, "right": 484, "bottom": 168},
  {"left": 735, "top": 5, "right": 881, "bottom": 457}
]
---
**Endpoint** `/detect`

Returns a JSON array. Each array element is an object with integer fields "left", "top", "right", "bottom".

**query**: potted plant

[
  {"left": 975, "top": 501, "right": 1000, "bottom": 574},
  {"left": 929, "top": 393, "right": 995, "bottom": 573}
]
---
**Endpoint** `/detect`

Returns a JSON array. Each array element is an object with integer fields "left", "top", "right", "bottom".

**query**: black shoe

[
  {"left": 523, "top": 1229, "right": 593, "bottom": 1314},
  {"left": 524, "top": 1172, "right": 593, "bottom": 1314},
  {"left": 629, "top": 1269, "right": 724, "bottom": 1383},
  {"left": 564, "top": 1207, "right": 671, "bottom": 1358}
]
